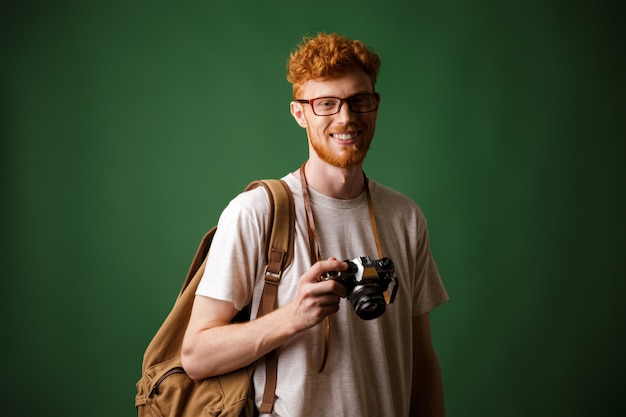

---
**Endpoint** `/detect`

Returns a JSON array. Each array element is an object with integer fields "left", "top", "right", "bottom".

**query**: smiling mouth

[{"left": 331, "top": 131, "right": 359, "bottom": 141}]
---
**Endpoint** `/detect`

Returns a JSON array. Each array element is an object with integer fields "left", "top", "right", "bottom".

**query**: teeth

[{"left": 333, "top": 132, "right": 357, "bottom": 140}]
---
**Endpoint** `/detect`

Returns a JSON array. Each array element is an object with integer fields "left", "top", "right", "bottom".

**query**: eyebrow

[{"left": 303, "top": 91, "right": 374, "bottom": 99}]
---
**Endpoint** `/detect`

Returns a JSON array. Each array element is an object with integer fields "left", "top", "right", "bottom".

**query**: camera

[{"left": 325, "top": 256, "right": 399, "bottom": 320}]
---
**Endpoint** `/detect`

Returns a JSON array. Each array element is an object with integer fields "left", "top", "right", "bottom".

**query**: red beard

[{"left": 310, "top": 126, "right": 372, "bottom": 168}]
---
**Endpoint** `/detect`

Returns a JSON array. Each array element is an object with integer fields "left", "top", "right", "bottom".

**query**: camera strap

[{"left": 299, "top": 161, "right": 384, "bottom": 373}]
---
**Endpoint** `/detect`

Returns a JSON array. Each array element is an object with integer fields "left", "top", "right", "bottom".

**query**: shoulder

[
  {"left": 216, "top": 183, "right": 272, "bottom": 231},
  {"left": 369, "top": 179, "right": 424, "bottom": 216},
  {"left": 368, "top": 179, "right": 431, "bottom": 240},
  {"left": 226, "top": 183, "right": 271, "bottom": 212}
]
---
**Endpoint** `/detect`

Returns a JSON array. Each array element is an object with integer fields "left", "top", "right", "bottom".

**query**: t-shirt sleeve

[
  {"left": 412, "top": 211, "right": 449, "bottom": 316},
  {"left": 195, "top": 186, "right": 270, "bottom": 311}
]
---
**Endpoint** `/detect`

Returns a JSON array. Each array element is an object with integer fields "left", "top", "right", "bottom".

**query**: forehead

[{"left": 300, "top": 70, "right": 374, "bottom": 98}]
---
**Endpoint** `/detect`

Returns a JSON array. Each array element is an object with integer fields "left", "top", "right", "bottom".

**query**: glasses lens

[
  {"left": 349, "top": 94, "right": 377, "bottom": 113},
  {"left": 312, "top": 98, "right": 341, "bottom": 115}
]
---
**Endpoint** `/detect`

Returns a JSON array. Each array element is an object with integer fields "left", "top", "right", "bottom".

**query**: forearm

[
  {"left": 410, "top": 313, "right": 445, "bottom": 417},
  {"left": 409, "top": 355, "right": 445, "bottom": 417},
  {"left": 182, "top": 259, "right": 347, "bottom": 381},
  {"left": 181, "top": 303, "right": 300, "bottom": 380}
]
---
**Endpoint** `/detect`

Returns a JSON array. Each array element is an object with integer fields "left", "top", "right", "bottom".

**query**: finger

[
  {"left": 328, "top": 280, "right": 348, "bottom": 298},
  {"left": 306, "top": 278, "right": 348, "bottom": 299},
  {"left": 309, "top": 290, "right": 342, "bottom": 305},
  {"left": 302, "top": 259, "right": 347, "bottom": 283}
]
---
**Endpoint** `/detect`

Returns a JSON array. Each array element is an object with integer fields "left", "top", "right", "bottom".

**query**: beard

[
  {"left": 311, "top": 140, "right": 369, "bottom": 168},
  {"left": 309, "top": 127, "right": 373, "bottom": 169}
]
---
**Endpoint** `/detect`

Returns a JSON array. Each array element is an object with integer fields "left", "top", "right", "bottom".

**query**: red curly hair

[{"left": 286, "top": 33, "right": 381, "bottom": 99}]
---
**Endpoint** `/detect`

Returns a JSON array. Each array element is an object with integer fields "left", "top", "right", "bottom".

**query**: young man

[{"left": 182, "top": 33, "right": 449, "bottom": 416}]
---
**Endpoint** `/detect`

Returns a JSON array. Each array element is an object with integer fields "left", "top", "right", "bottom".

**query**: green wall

[{"left": 2, "top": 1, "right": 624, "bottom": 416}]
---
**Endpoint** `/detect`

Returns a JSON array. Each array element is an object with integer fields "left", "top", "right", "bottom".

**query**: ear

[{"left": 290, "top": 101, "right": 308, "bottom": 128}]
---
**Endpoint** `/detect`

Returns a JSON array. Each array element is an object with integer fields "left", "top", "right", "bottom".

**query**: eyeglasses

[{"left": 296, "top": 93, "right": 380, "bottom": 116}]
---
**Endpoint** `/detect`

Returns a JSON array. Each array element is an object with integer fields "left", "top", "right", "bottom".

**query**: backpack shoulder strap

[
  {"left": 244, "top": 179, "right": 294, "bottom": 414},
  {"left": 245, "top": 179, "right": 295, "bottom": 314}
]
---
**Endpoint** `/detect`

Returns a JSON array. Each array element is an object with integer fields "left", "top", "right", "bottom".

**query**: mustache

[{"left": 329, "top": 124, "right": 360, "bottom": 134}]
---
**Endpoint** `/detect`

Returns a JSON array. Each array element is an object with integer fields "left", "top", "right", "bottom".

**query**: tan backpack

[{"left": 135, "top": 179, "right": 295, "bottom": 417}]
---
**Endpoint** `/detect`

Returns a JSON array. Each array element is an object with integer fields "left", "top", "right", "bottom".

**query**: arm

[
  {"left": 409, "top": 312, "right": 445, "bottom": 417},
  {"left": 181, "top": 258, "right": 347, "bottom": 381}
]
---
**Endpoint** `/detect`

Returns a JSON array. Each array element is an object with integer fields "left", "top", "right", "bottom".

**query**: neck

[{"left": 298, "top": 158, "right": 365, "bottom": 200}]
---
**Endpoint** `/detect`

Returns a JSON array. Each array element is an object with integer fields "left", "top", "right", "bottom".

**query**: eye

[
  {"left": 316, "top": 98, "right": 339, "bottom": 108},
  {"left": 351, "top": 95, "right": 371, "bottom": 106}
]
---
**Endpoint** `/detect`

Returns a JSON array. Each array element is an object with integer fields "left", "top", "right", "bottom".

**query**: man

[{"left": 182, "top": 33, "right": 448, "bottom": 416}]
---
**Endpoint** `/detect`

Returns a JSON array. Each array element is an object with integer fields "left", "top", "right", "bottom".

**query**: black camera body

[{"left": 325, "top": 256, "right": 399, "bottom": 320}]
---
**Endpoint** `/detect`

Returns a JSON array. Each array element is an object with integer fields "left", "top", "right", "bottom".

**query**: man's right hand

[{"left": 286, "top": 258, "right": 348, "bottom": 331}]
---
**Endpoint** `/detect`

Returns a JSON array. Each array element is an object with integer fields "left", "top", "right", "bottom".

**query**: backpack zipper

[{"left": 149, "top": 367, "right": 186, "bottom": 398}]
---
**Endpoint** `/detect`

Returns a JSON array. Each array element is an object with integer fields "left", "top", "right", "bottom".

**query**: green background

[{"left": 2, "top": 0, "right": 624, "bottom": 416}]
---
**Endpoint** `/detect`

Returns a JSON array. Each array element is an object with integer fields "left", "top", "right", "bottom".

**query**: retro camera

[{"left": 325, "top": 256, "right": 399, "bottom": 320}]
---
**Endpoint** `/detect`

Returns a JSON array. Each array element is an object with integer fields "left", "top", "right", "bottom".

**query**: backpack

[{"left": 135, "top": 179, "right": 295, "bottom": 417}]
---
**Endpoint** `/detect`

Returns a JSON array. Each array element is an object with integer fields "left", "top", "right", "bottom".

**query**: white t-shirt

[{"left": 196, "top": 173, "right": 448, "bottom": 417}]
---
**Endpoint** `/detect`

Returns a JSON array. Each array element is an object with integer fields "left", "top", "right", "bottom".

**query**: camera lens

[{"left": 350, "top": 286, "right": 386, "bottom": 320}]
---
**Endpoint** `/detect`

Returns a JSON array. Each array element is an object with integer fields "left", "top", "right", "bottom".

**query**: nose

[{"left": 335, "top": 99, "right": 356, "bottom": 123}]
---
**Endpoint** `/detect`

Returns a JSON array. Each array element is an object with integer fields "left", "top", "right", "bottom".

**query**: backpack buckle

[{"left": 264, "top": 266, "right": 282, "bottom": 285}]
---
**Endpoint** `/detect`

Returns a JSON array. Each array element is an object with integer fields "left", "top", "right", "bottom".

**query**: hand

[{"left": 287, "top": 258, "right": 348, "bottom": 331}]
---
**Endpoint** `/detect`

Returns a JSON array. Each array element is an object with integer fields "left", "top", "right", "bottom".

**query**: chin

[
  {"left": 310, "top": 138, "right": 370, "bottom": 169},
  {"left": 325, "top": 153, "right": 367, "bottom": 169}
]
